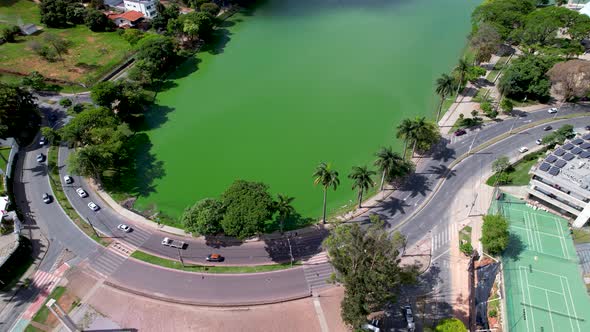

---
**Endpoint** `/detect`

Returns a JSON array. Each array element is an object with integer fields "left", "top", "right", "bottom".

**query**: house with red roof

[{"left": 107, "top": 10, "right": 144, "bottom": 28}]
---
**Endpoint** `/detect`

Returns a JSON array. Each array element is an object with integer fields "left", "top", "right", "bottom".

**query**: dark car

[
  {"left": 544, "top": 125, "right": 553, "bottom": 131},
  {"left": 206, "top": 254, "right": 224, "bottom": 262},
  {"left": 454, "top": 129, "right": 466, "bottom": 136},
  {"left": 585, "top": 125, "right": 590, "bottom": 131}
]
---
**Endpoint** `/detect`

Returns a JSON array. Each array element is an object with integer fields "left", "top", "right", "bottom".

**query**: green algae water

[{"left": 135, "top": 0, "right": 479, "bottom": 219}]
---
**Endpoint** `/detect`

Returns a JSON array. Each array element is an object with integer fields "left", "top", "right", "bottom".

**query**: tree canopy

[
  {"left": 547, "top": 59, "right": 590, "bottom": 101},
  {"left": 181, "top": 198, "right": 224, "bottom": 235},
  {"left": 542, "top": 124, "right": 574, "bottom": 145},
  {"left": 0, "top": 83, "right": 41, "bottom": 143},
  {"left": 472, "top": 0, "right": 536, "bottom": 39},
  {"left": 40, "top": 0, "right": 86, "bottom": 28},
  {"left": 220, "top": 180, "right": 275, "bottom": 239},
  {"left": 481, "top": 214, "right": 510, "bottom": 255},
  {"left": 435, "top": 318, "right": 467, "bottom": 332},
  {"left": 323, "top": 218, "right": 416, "bottom": 328},
  {"left": 469, "top": 23, "right": 501, "bottom": 64},
  {"left": 498, "top": 55, "right": 558, "bottom": 102}
]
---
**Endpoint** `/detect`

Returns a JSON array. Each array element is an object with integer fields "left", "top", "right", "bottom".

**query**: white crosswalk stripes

[
  {"left": 431, "top": 223, "right": 458, "bottom": 251},
  {"left": 89, "top": 247, "right": 128, "bottom": 278},
  {"left": 304, "top": 252, "right": 329, "bottom": 265},
  {"left": 121, "top": 228, "right": 152, "bottom": 247},
  {"left": 303, "top": 252, "right": 334, "bottom": 294},
  {"left": 31, "top": 270, "right": 60, "bottom": 292}
]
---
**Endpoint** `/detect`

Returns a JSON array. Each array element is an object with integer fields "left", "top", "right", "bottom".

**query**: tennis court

[{"left": 492, "top": 194, "right": 590, "bottom": 332}]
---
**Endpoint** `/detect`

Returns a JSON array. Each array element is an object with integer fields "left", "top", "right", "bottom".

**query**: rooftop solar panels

[
  {"left": 582, "top": 142, "right": 590, "bottom": 149},
  {"left": 583, "top": 133, "right": 590, "bottom": 140},
  {"left": 539, "top": 163, "right": 551, "bottom": 172},
  {"left": 563, "top": 143, "right": 574, "bottom": 150},
  {"left": 554, "top": 148, "right": 565, "bottom": 156},
  {"left": 549, "top": 167, "right": 560, "bottom": 176},
  {"left": 555, "top": 159, "right": 567, "bottom": 168},
  {"left": 581, "top": 151, "right": 590, "bottom": 158},
  {"left": 573, "top": 138, "right": 584, "bottom": 145},
  {"left": 572, "top": 147, "right": 583, "bottom": 154},
  {"left": 564, "top": 153, "right": 575, "bottom": 161},
  {"left": 545, "top": 155, "right": 558, "bottom": 163}
]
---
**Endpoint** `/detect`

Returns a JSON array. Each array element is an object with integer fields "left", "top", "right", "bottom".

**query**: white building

[{"left": 123, "top": 0, "right": 157, "bottom": 19}]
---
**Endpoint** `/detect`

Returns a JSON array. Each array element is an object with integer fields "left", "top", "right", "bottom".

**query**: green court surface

[{"left": 492, "top": 194, "right": 590, "bottom": 332}]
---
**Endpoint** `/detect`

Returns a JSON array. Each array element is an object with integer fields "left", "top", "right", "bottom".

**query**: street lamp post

[
  {"left": 177, "top": 248, "right": 185, "bottom": 267},
  {"left": 87, "top": 217, "right": 99, "bottom": 238}
]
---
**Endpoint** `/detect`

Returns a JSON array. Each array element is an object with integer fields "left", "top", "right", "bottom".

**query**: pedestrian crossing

[
  {"left": 22, "top": 263, "right": 69, "bottom": 320},
  {"left": 89, "top": 248, "right": 128, "bottom": 278},
  {"left": 303, "top": 252, "right": 335, "bottom": 294},
  {"left": 431, "top": 223, "right": 458, "bottom": 252},
  {"left": 117, "top": 227, "right": 151, "bottom": 248}
]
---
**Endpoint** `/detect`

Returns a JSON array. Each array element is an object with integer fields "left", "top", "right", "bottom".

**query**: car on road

[
  {"left": 548, "top": 107, "right": 558, "bottom": 114},
  {"left": 117, "top": 224, "right": 131, "bottom": 232},
  {"left": 42, "top": 193, "right": 52, "bottom": 204},
  {"left": 518, "top": 146, "right": 529, "bottom": 153},
  {"left": 63, "top": 175, "right": 73, "bottom": 184},
  {"left": 87, "top": 202, "right": 99, "bottom": 211},
  {"left": 76, "top": 188, "right": 88, "bottom": 198},
  {"left": 36, "top": 153, "right": 45, "bottom": 163},
  {"left": 206, "top": 253, "right": 224, "bottom": 262},
  {"left": 362, "top": 319, "right": 380, "bottom": 332},
  {"left": 454, "top": 129, "right": 466, "bottom": 136},
  {"left": 536, "top": 139, "right": 543, "bottom": 145},
  {"left": 403, "top": 305, "right": 415, "bottom": 331},
  {"left": 162, "top": 237, "right": 186, "bottom": 249},
  {"left": 39, "top": 136, "right": 47, "bottom": 146},
  {"left": 543, "top": 125, "right": 553, "bottom": 131}
]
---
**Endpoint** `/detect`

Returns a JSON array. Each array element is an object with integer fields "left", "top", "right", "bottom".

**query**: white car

[
  {"left": 63, "top": 175, "right": 73, "bottom": 184},
  {"left": 536, "top": 139, "right": 543, "bottom": 145},
  {"left": 36, "top": 153, "right": 45, "bottom": 163},
  {"left": 518, "top": 146, "right": 529, "bottom": 153},
  {"left": 42, "top": 193, "right": 52, "bottom": 204},
  {"left": 87, "top": 202, "right": 100, "bottom": 211},
  {"left": 548, "top": 107, "right": 558, "bottom": 114},
  {"left": 117, "top": 224, "right": 131, "bottom": 232},
  {"left": 39, "top": 136, "right": 47, "bottom": 146},
  {"left": 76, "top": 188, "right": 88, "bottom": 198}
]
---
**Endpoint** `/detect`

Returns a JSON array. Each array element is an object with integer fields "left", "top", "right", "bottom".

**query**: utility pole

[
  {"left": 178, "top": 248, "right": 184, "bottom": 267},
  {"left": 287, "top": 235, "right": 294, "bottom": 268},
  {"left": 87, "top": 217, "right": 99, "bottom": 238}
]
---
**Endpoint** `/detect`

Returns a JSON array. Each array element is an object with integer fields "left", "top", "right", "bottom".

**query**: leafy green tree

[
  {"left": 435, "top": 73, "right": 455, "bottom": 121},
  {"left": 91, "top": 81, "right": 119, "bottom": 108},
  {"left": 59, "top": 107, "right": 119, "bottom": 146},
  {"left": 40, "top": 126, "right": 60, "bottom": 145},
  {"left": 59, "top": 98, "right": 72, "bottom": 107},
  {"left": 466, "top": 65, "right": 487, "bottom": 82},
  {"left": 409, "top": 116, "right": 440, "bottom": 156},
  {"left": 21, "top": 71, "right": 47, "bottom": 91},
  {"left": 1, "top": 25, "right": 21, "bottom": 43},
  {"left": 181, "top": 198, "right": 224, "bottom": 235},
  {"left": 200, "top": 2, "right": 220, "bottom": 16},
  {"left": 396, "top": 118, "right": 414, "bottom": 159},
  {"left": 498, "top": 55, "right": 557, "bottom": 102},
  {"left": 374, "top": 146, "right": 413, "bottom": 191},
  {"left": 0, "top": 83, "right": 40, "bottom": 143},
  {"left": 323, "top": 218, "right": 415, "bottom": 328},
  {"left": 135, "top": 34, "right": 177, "bottom": 74},
  {"left": 348, "top": 165, "right": 375, "bottom": 208},
  {"left": 128, "top": 59, "right": 158, "bottom": 86},
  {"left": 469, "top": 23, "right": 501, "bottom": 64},
  {"left": 481, "top": 214, "right": 510, "bottom": 255},
  {"left": 472, "top": 0, "right": 536, "bottom": 39},
  {"left": 152, "top": 2, "right": 179, "bottom": 31},
  {"left": 454, "top": 58, "right": 470, "bottom": 95},
  {"left": 492, "top": 156, "right": 511, "bottom": 173},
  {"left": 43, "top": 33, "right": 71, "bottom": 60},
  {"left": 500, "top": 98, "right": 513, "bottom": 114},
  {"left": 542, "top": 124, "right": 574, "bottom": 145},
  {"left": 435, "top": 318, "right": 467, "bottom": 332},
  {"left": 85, "top": 9, "right": 111, "bottom": 32},
  {"left": 40, "top": 0, "right": 85, "bottom": 28},
  {"left": 121, "top": 29, "right": 144, "bottom": 46},
  {"left": 66, "top": 3, "right": 86, "bottom": 24},
  {"left": 274, "top": 194, "right": 295, "bottom": 234},
  {"left": 220, "top": 180, "right": 274, "bottom": 239},
  {"left": 313, "top": 162, "right": 340, "bottom": 224}
]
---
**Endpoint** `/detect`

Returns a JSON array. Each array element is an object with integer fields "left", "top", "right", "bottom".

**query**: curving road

[{"left": 13, "top": 98, "right": 590, "bottom": 314}]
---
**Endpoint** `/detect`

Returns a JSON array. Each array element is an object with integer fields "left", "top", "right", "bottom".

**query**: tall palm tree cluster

[
  {"left": 396, "top": 116, "right": 440, "bottom": 158},
  {"left": 435, "top": 58, "right": 472, "bottom": 121}
]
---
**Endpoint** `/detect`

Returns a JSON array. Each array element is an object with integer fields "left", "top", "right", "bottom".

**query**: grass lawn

[
  {"left": 573, "top": 228, "right": 590, "bottom": 244},
  {"left": 486, "top": 55, "right": 510, "bottom": 82},
  {"left": 486, "top": 149, "right": 546, "bottom": 186},
  {"left": 0, "top": 147, "right": 11, "bottom": 172},
  {"left": 25, "top": 286, "right": 79, "bottom": 332},
  {"left": 131, "top": 250, "right": 301, "bottom": 274},
  {"left": 0, "top": 0, "right": 133, "bottom": 86},
  {"left": 47, "top": 147, "right": 109, "bottom": 246}
]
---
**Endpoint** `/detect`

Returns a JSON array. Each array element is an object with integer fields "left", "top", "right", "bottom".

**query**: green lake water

[{"left": 135, "top": 0, "right": 479, "bottom": 220}]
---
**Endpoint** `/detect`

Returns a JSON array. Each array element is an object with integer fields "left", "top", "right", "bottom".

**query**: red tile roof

[{"left": 119, "top": 11, "right": 144, "bottom": 22}]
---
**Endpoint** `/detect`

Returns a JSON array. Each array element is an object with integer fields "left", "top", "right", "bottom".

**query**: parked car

[
  {"left": 117, "top": 224, "right": 131, "bottom": 232},
  {"left": 42, "top": 193, "right": 52, "bottom": 204},
  {"left": 548, "top": 107, "right": 558, "bottom": 114},
  {"left": 543, "top": 125, "right": 553, "bottom": 131},
  {"left": 87, "top": 202, "right": 100, "bottom": 211},
  {"left": 63, "top": 175, "right": 73, "bottom": 184},
  {"left": 39, "top": 136, "right": 47, "bottom": 146},
  {"left": 162, "top": 237, "right": 186, "bottom": 249},
  {"left": 404, "top": 305, "right": 416, "bottom": 331},
  {"left": 518, "top": 146, "right": 529, "bottom": 153},
  {"left": 536, "top": 139, "right": 543, "bottom": 145},
  {"left": 362, "top": 319, "right": 380, "bottom": 332},
  {"left": 76, "top": 188, "right": 88, "bottom": 198},
  {"left": 454, "top": 129, "right": 466, "bottom": 136},
  {"left": 206, "top": 253, "right": 224, "bottom": 262},
  {"left": 36, "top": 153, "right": 45, "bottom": 163}
]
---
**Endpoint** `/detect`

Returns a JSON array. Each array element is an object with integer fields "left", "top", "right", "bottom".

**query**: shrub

[
  {"left": 1, "top": 25, "right": 20, "bottom": 43},
  {"left": 60, "top": 98, "right": 72, "bottom": 107},
  {"left": 489, "top": 309, "right": 498, "bottom": 318},
  {"left": 460, "top": 241, "right": 473, "bottom": 255},
  {"left": 200, "top": 2, "right": 220, "bottom": 16},
  {"left": 481, "top": 214, "right": 509, "bottom": 255}
]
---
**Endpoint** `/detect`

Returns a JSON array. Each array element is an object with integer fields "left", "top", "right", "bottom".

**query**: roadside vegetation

[
  {"left": 459, "top": 225, "right": 473, "bottom": 255},
  {"left": 434, "top": 318, "right": 468, "bottom": 332},
  {"left": 24, "top": 286, "right": 80, "bottom": 332},
  {"left": 131, "top": 250, "right": 300, "bottom": 273},
  {"left": 487, "top": 149, "right": 546, "bottom": 186},
  {"left": 573, "top": 227, "right": 590, "bottom": 244},
  {"left": 481, "top": 214, "right": 510, "bottom": 256}
]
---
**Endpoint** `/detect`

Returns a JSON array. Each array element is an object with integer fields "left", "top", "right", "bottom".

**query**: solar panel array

[
  {"left": 545, "top": 155, "right": 557, "bottom": 163},
  {"left": 572, "top": 147, "right": 583, "bottom": 154},
  {"left": 573, "top": 138, "right": 584, "bottom": 145},
  {"left": 563, "top": 143, "right": 574, "bottom": 150},
  {"left": 537, "top": 134, "right": 590, "bottom": 177},
  {"left": 583, "top": 134, "right": 590, "bottom": 140},
  {"left": 555, "top": 159, "right": 567, "bottom": 168},
  {"left": 554, "top": 148, "right": 565, "bottom": 156},
  {"left": 539, "top": 163, "right": 551, "bottom": 171},
  {"left": 549, "top": 167, "right": 560, "bottom": 176},
  {"left": 582, "top": 142, "right": 590, "bottom": 149},
  {"left": 564, "top": 153, "right": 575, "bottom": 161}
]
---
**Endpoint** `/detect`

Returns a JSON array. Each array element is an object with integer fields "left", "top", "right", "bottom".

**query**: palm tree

[
  {"left": 374, "top": 146, "right": 404, "bottom": 191},
  {"left": 275, "top": 194, "right": 295, "bottom": 234},
  {"left": 435, "top": 73, "right": 456, "bottom": 121},
  {"left": 313, "top": 162, "right": 340, "bottom": 224},
  {"left": 396, "top": 118, "right": 414, "bottom": 159},
  {"left": 454, "top": 58, "right": 470, "bottom": 95},
  {"left": 348, "top": 165, "right": 376, "bottom": 208}
]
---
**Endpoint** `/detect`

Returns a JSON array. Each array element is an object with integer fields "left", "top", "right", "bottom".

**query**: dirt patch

[
  {"left": 86, "top": 36, "right": 96, "bottom": 43},
  {"left": 44, "top": 291, "right": 78, "bottom": 327}
]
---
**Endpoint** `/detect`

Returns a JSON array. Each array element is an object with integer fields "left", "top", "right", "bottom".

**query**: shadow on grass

[{"left": 102, "top": 133, "right": 165, "bottom": 199}]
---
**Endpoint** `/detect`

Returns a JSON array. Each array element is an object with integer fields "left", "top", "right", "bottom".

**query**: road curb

[{"left": 103, "top": 280, "right": 313, "bottom": 307}]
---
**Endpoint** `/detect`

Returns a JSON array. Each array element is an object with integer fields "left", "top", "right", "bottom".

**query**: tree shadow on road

[
  {"left": 263, "top": 228, "right": 329, "bottom": 263},
  {"left": 397, "top": 174, "right": 431, "bottom": 198}
]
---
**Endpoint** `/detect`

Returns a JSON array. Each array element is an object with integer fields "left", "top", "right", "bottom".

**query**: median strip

[
  {"left": 131, "top": 250, "right": 301, "bottom": 274},
  {"left": 47, "top": 146, "right": 109, "bottom": 246}
]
